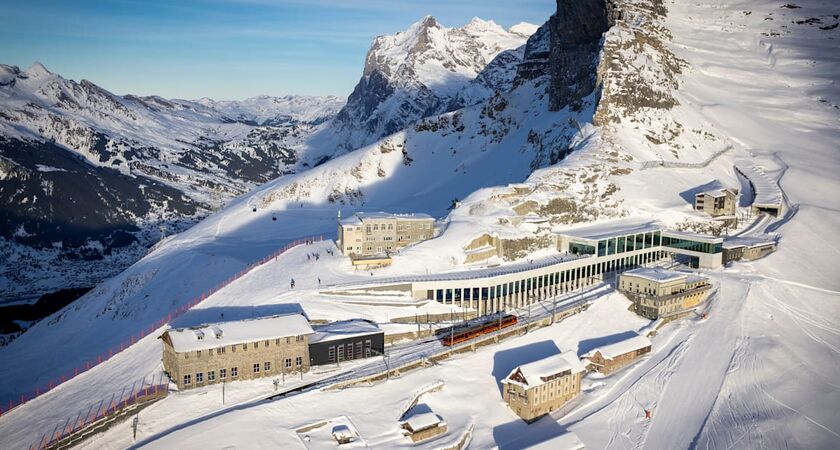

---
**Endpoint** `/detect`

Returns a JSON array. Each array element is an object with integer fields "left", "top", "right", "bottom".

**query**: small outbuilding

[
  {"left": 308, "top": 319, "right": 385, "bottom": 366},
  {"left": 723, "top": 235, "right": 777, "bottom": 264},
  {"left": 583, "top": 333, "right": 652, "bottom": 375},
  {"left": 399, "top": 411, "right": 447, "bottom": 443}
]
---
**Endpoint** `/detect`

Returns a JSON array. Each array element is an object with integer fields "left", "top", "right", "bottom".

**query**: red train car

[{"left": 440, "top": 315, "right": 518, "bottom": 346}]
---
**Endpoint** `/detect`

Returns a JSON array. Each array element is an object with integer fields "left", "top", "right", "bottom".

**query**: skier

[
  {"left": 317, "top": 277, "right": 321, "bottom": 285},
  {"left": 290, "top": 278, "right": 295, "bottom": 289}
]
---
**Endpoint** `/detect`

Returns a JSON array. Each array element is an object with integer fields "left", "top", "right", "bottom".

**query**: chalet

[
  {"left": 399, "top": 410, "right": 447, "bottom": 443},
  {"left": 583, "top": 333, "right": 652, "bottom": 375},
  {"left": 502, "top": 351, "right": 586, "bottom": 422},
  {"left": 160, "top": 314, "right": 313, "bottom": 390}
]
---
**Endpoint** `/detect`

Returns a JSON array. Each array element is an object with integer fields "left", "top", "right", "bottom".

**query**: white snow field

[{"left": 1, "top": 0, "right": 839, "bottom": 448}]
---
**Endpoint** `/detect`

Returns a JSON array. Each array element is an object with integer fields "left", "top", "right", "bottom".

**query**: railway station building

[
  {"left": 160, "top": 314, "right": 313, "bottom": 390},
  {"left": 308, "top": 319, "right": 385, "bottom": 366},
  {"left": 619, "top": 267, "right": 711, "bottom": 320},
  {"left": 322, "top": 219, "right": 723, "bottom": 317}
]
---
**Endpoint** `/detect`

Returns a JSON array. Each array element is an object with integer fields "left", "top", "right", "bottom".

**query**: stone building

[
  {"left": 583, "top": 333, "right": 652, "bottom": 375},
  {"left": 619, "top": 267, "right": 711, "bottom": 320},
  {"left": 160, "top": 314, "right": 313, "bottom": 390},
  {"left": 337, "top": 212, "right": 435, "bottom": 257},
  {"left": 502, "top": 351, "right": 586, "bottom": 422},
  {"left": 722, "top": 235, "right": 777, "bottom": 264},
  {"left": 694, "top": 187, "right": 738, "bottom": 217}
]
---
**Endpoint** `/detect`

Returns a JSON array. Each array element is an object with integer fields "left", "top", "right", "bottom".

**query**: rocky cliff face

[
  {"left": 548, "top": 0, "right": 618, "bottom": 111},
  {"left": 331, "top": 16, "right": 535, "bottom": 151}
]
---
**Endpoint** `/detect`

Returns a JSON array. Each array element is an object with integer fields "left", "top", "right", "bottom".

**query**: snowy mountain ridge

[{"left": 329, "top": 15, "right": 537, "bottom": 151}]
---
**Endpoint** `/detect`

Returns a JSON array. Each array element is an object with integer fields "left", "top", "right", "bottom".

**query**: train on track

[{"left": 438, "top": 314, "right": 518, "bottom": 346}]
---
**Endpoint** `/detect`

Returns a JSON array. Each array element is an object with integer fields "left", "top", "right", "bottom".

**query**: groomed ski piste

[{"left": 1, "top": 0, "right": 839, "bottom": 448}]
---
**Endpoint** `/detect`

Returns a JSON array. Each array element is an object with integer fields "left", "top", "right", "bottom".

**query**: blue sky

[{"left": 0, "top": 0, "right": 554, "bottom": 100}]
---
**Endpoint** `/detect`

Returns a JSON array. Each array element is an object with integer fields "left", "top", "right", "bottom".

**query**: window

[
  {"left": 328, "top": 346, "right": 336, "bottom": 363},
  {"left": 219, "top": 346, "right": 226, "bottom": 354},
  {"left": 219, "top": 369, "right": 226, "bottom": 379},
  {"left": 264, "top": 361, "right": 271, "bottom": 372},
  {"left": 265, "top": 340, "right": 270, "bottom": 347},
  {"left": 296, "top": 335, "right": 304, "bottom": 342},
  {"left": 338, "top": 344, "right": 345, "bottom": 361},
  {"left": 231, "top": 367, "right": 238, "bottom": 377},
  {"left": 296, "top": 356, "right": 302, "bottom": 368},
  {"left": 183, "top": 374, "right": 192, "bottom": 385},
  {"left": 253, "top": 363, "right": 260, "bottom": 373},
  {"left": 356, "top": 342, "right": 363, "bottom": 358},
  {"left": 365, "top": 340, "right": 372, "bottom": 357},
  {"left": 243, "top": 343, "right": 248, "bottom": 351},
  {"left": 275, "top": 338, "right": 280, "bottom": 345},
  {"left": 254, "top": 341, "right": 259, "bottom": 349},
  {"left": 285, "top": 358, "right": 292, "bottom": 369},
  {"left": 347, "top": 346, "right": 354, "bottom": 360},
  {"left": 196, "top": 350, "right": 201, "bottom": 357},
  {"left": 196, "top": 372, "right": 204, "bottom": 383},
  {"left": 231, "top": 345, "right": 236, "bottom": 353},
  {"left": 286, "top": 337, "right": 291, "bottom": 344}
]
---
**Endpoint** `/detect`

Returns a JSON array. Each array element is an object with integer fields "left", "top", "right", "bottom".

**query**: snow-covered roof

[
  {"left": 698, "top": 187, "right": 736, "bottom": 198},
  {"left": 583, "top": 333, "right": 652, "bottom": 360},
  {"left": 331, "top": 424, "right": 353, "bottom": 440},
  {"left": 310, "top": 319, "right": 383, "bottom": 344},
  {"left": 661, "top": 229, "right": 723, "bottom": 244},
  {"left": 400, "top": 412, "right": 445, "bottom": 433},
  {"left": 327, "top": 252, "right": 590, "bottom": 288},
  {"left": 735, "top": 163, "right": 783, "bottom": 208},
  {"left": 621, "top": 267, "right": 687, "bottom": 284},
  {"left": 503, "top": 351, "right": 586, "bottom": 388},
  {"left": 523, "top": 431, "right": 585, "bottom": 450},
  {"left": 723, "top": 234, "right": 777, "bottom": 249},
  {"left": 556, "top": 218, "right": 662, "bottom": 243},
  {"left": 164, "top": 314, "right": 313, "bottom": 353},
  {"left": 339, "top": 212, "right": 434, "bottom": 226}
]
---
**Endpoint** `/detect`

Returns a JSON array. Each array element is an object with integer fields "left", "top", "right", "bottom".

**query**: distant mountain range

[{"left": 0, "top": 16, "right": 538, "bottom": 302}]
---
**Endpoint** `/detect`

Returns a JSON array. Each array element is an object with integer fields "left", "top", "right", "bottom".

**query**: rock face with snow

[
  {"left": 331, "top": 16, "right": 536, "bottom": 150},
  {"left": 549, "top": 0, "right": 618, "bottom": 111}
]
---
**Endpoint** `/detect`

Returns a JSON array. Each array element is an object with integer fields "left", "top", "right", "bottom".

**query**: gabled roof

[
  {"left": 164, "top": 314, "right": 313, "bottom": 353},
  {"left": 400, "top": 412, "right": 445, "bottom": 433},
  {"left": 502, "top": 351, "right": 585, "bottom": 388},
  {"left": 583, "top": 333, "right": 652, "bottom": 360}
]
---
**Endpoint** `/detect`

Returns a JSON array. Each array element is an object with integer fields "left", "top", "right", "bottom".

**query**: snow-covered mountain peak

[
  {"left": 509, "top": 22, "right": 540, "bottom": 36},
  {"left": 331, "top": 15, "right": 535, "bottom": 152},
  {"left": 24, "top": 61, "right": 52, "bottom": 78}
]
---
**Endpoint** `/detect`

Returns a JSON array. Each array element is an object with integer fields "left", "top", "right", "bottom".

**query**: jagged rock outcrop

[
  {"left": 332, "top": 16, "right": 535, "bottom": 151},
  {"left": 513, "top": 22, "right": 551, "bottom": 86},
  {"left": 549, "top": 0, "right": 618, "bottom": 111}
]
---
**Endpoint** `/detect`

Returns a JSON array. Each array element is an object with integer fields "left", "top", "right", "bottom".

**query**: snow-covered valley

[{"left": 1, "top": 0, "right": 839, "bottom": 448}]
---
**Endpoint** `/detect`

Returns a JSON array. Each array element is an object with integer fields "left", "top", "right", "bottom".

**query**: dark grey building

[{"left": 308, "top": 319, "right": 385, "bottom": 366}]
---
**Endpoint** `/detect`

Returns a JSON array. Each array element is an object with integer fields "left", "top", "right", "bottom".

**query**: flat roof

[
  {"left": 165, "top": 314, "right": 313, "bottom": 353},
  {"left": 621, "top": 267, "right": 687, "bottom": 283},
  {"left": 699, "top": 188, "right": 736, "bottom": 198},
  {"left": 309, "top": 319, "right": 383, "bottom": 344},
  {"left": 556, "top": 218, "right": 662, "bottom": 242},
  {"left": 662, "top": 229, "right": 723, "bottom": 244},
  {"left": 503, "top": 351, "right": 586, "bottom": 388},
  {"left": 326, "top": 252, "right": 591, "bottom": 289},
  {"left": 723, "top": 234, "right": 777, "bottom": 249},
  {"left": 340, "top": 212, "right": 433, "bottom": 226}
]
